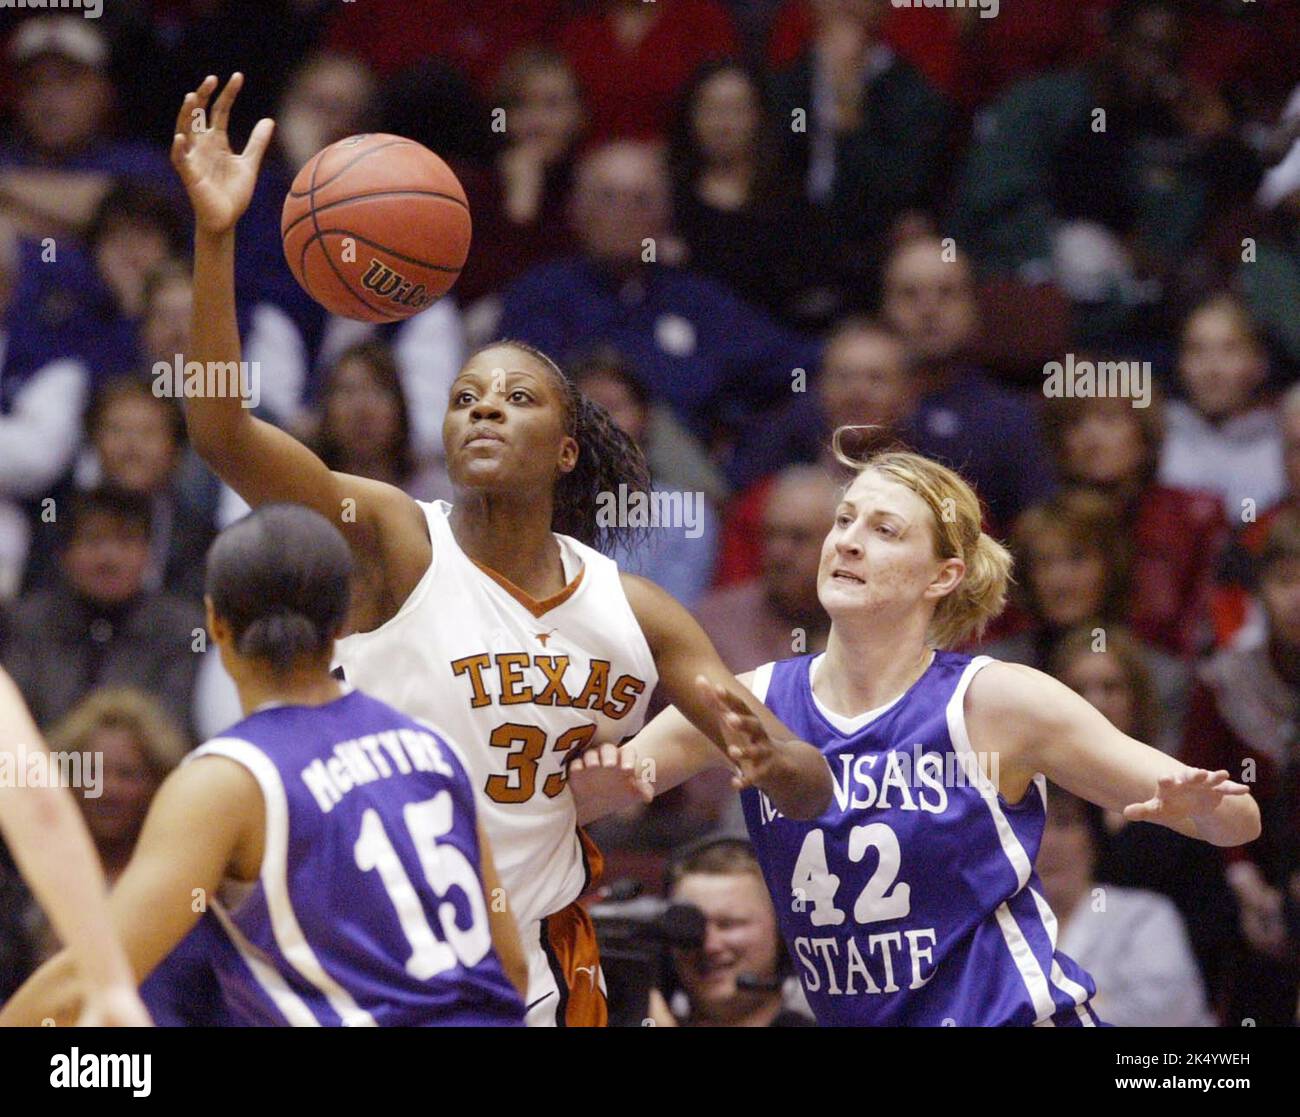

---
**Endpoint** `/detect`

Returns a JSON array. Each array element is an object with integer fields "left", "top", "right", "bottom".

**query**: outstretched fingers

[{"left": 209, "top": 71, "right": 243, "bottom": 136}]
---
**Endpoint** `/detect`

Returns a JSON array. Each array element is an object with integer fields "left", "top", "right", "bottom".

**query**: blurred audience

[
  {"left": 1048, "top": 624, "right": 1239, "bottom": 1004},
  {"left": 455, "top": 48, "right": 583, "bottom": 309},
  {"left": 558, "top": 0, "right": 739, "bottom": 142},
  {"left": 1, "top": 487, "right": 202, "bottom": 735},
  {"left": 984, "top": 489, "right": 1188, "bottom": 753},
  {"left": 695, "top": 465, "right": 836, "bottom": 672},
  {"left": 768, "top": 0, "right": 949, "bottom": 303},
  {"left": 1183, "top": 508, "right": 1300, "bottom": 1026},
  {"left": 497, "top": 141, "right": 821, "bottom": 447},
  {"left": 1042, "top": 389, "right": 1227, "bottom": 657},
  {"left": 1037, "top": 784, "right": 1213, "bottom": 1027},
  {"left": 880, "top": 236, "right": 1057, "bottom": 535},
  {"left": 669, "top": 59, "right": 838, "bottom": 330},
  {"left": 1159, "top": 293, "right": 1283, "bottom": 519}
]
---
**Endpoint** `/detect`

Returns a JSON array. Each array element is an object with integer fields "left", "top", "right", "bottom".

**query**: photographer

[{"left": 650, "top": 838, "right": 812, "bottom": 1027}]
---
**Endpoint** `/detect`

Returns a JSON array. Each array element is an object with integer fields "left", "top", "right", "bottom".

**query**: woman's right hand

[{"left": 171, "top": 73, "right": 275, "bottom": 235}]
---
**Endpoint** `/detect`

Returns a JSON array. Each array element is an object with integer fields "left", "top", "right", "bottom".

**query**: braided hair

[{"left": 469, "top": 339, "right": 651, "bottom": 553}]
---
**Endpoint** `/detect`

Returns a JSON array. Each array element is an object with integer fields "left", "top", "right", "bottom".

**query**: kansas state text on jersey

[
  {"left": 187, "top": 689, "right": 524, "bottom": 1026},
  {"left": 742, "top": 652, "right": 1102, "bottom": 1027}
]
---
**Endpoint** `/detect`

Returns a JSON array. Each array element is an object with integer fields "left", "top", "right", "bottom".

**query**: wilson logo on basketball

[{"left": 360, "top": 258, "right": 432, "bottom": 310}]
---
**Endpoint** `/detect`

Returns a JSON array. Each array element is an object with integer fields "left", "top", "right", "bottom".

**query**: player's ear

[
  {"left": 557, "top": 434, "right": 579, "bottom": 476},
  {"left": 924, "top": 557, "right": 965, "bottom": 602},
  {"left": 204, "top": 596, "right": 232, "bottom": 647}
]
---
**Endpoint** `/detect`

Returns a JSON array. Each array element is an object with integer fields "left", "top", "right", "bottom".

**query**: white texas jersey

[{"left": 332, "top": 500, "right": 658, "bottom": 930}]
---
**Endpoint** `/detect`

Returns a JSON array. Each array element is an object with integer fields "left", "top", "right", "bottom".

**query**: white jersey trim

[
  {"left": 210, "top": 899, "right": 320, "bottom": 1027},
  {"left": 945, "top": 657, "right": 1064, "bottom": 1025},
  {"left": 192, "top": 737, "right": 378, "bottom": 1028},
  {"left": 749, "top": 661, "right": 776, "bottom": 704}
]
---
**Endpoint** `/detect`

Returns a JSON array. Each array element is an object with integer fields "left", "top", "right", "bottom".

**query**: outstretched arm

[
  {"left": 617, "top": 574, "right": 831, "bottom": 820},
  {"left": 968, "top": 662, "right": 1260, "bottom": 847},
  {"left": 172, "top": 75, "right": 422, "bottom": 569},
  {"left": 0, "top": 757, "right": 259, "bottom": 1027},
  {"left": 0, "top": 670, "right": 148, "bottom": 1026}
]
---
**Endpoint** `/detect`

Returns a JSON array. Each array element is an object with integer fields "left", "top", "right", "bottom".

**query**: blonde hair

[
  {"left": 48, "top": 688, "right": 188, "bottom": 782},
  {"left": 832, "top": 427, "right": 1013, "bottom": 647}
]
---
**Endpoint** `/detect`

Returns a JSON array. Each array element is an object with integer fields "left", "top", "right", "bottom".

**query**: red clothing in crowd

[
  {"left": 558, "top": 0, "right": 739, "bottom": 141},
  {"left": 714, "top": 475, "right": 773, "bottom": 589},
  {"left": 324, "top": 0, "right": 566, "bottom": 91},
  {"left": 1130, "top": 484, "right": 1228, "bottom": 659}
]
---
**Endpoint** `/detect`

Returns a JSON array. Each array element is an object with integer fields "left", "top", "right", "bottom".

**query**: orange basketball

[{"left": 280, "top": 133, "right": 472, "bottom": 322}]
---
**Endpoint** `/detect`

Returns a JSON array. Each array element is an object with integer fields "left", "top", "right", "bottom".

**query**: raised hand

[
  {"left": 170, "top": 73, "right": 275, "bottom": 235},
  {"left": 1123, "top": 768, "right": 1251, "bottom": 827}
]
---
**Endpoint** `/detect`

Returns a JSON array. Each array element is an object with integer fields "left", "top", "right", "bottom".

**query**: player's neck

[
  {"left": 449, "top": 497, "right": 568, "bottom": 596},
  {"left": 817, "top": 622, "right": 934, "bottom": 715},
  {"left": 233, "top": 665, "right": 344, "bottom": 717}
]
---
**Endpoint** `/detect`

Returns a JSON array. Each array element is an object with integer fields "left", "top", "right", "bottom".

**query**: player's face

[
  {"left": 818, "top": 470, "right": 961, "bottom": 624},
  {"left": 444, "top": 348, "right": 578, "bottom": 494},
  {"left": 670, "top": 872, "right": 782, "bottom": 1015}
]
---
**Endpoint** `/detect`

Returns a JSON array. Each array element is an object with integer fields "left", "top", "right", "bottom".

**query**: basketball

[{"left": 280, "top": 133, "right": 472, "bottom": 322}]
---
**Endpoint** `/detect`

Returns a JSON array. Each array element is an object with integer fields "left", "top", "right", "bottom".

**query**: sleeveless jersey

[
  {"left": 331, "top": 500, "right": 658, "bottom": 930},
  {"left": 189, "top": 688, "right": 524, "bottom": 1026},
  {"left": 744, "top": 651, "right": 1101, "bottom": 1027}
]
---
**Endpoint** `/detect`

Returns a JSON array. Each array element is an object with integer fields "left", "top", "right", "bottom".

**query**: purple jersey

[
  {"left": 189, "top": 689, "right": 524, "bottom": 1026},
  {"left": 743, "top": 651, "right": 1101, "bottom": 1027}
]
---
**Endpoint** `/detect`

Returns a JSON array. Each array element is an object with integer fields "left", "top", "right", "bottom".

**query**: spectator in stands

[
  {"left": 454, "top": 48, "right": 583, "bottom": 309},
  {"left": 36, "top": 687, "right": 228, "bottom": 1025},
  {"left": 768, "top": 0, "right": 949, "bottom": 301},
  {"left": 496, "top": 141, "right": 820, "bottom": 447},
  {"left": 309, "top": 340, "right": 447, "bottom": 503},
  {"left": 951, "top": 0, "right": 1260, "bottom": 339},
  {"left": 1159, "top": 293, "right": 1283, "bottom": 521},
  {"left": 1214, "top": 381, "right": 1300, "bottom": 647},
  {"left": 0, "top": 16, "right": 174, "bottom": 238},
  {"left": 649, "top": 838, "right": 812, "bottom": 1026},
  {"left": 1183, "top": 508, "right": 1300, "bottom": 1026},
  {"left": 694, "top": 465, "right": 837, "bottom": 673},
  {"left": 1042, "top": 387, "right": 1227, "bottom": 658},
  {"left": 669, "top": 59, "right": 837, "bottom": 330},
  {"left": 1049, "top": 623, "right": 1240, "bottom": 1002},
  {"left": 558, "top": 0, "right": 738, "bottom": 142},
  {"left": 1037, "top": 784, "right": 1213, "bottom": 1027},
  {"left": 1239, "top": 87, "right": 1300, "bottom": 382},
  {"left": 1, "top": 487, "right": 202, "bottom": 735},
  {"left": 23, "top": 374, "right": 215, "bottom": 602},
  {"left": 983, "top": 489, "right": 1189, "bottom": 754},
  {"left": 572, "top": 350, "right": 719, "bottom": 607},
  {"left": 880, "top": 236, "right": 1057, "bottom": 534},
  {"left": 719, "top": 317, "right": 914, "bottom": 581},
  {"left": 572, "top": 346, "right": 728, "bottom": 506}
]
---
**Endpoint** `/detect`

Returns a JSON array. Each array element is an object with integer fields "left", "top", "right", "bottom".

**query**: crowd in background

[{"left": 0, "top": 0, "right": 1298, "bottom": 1026}]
